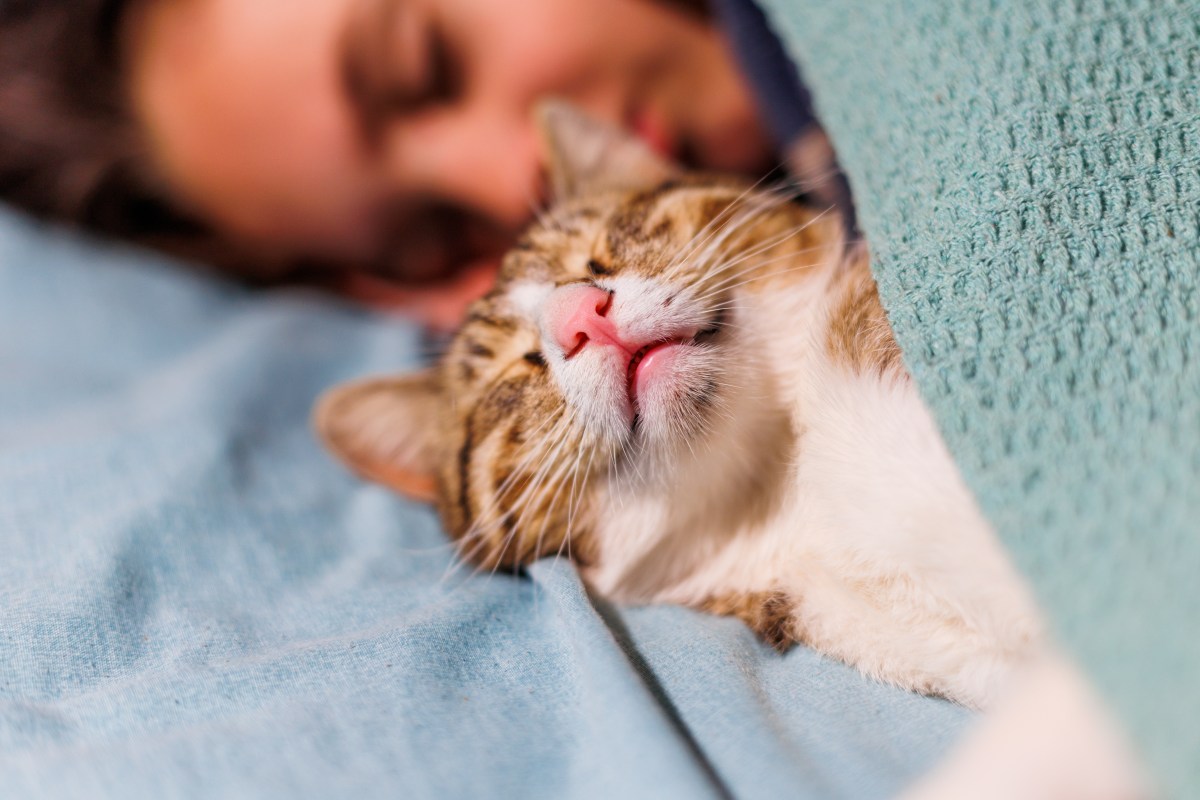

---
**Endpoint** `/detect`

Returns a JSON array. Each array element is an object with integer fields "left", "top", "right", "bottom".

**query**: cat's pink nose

[{"left": 545, "top": 284, "right": 628, "bottom": 358}]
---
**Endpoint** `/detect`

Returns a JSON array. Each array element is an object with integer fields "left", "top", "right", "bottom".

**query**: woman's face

[{"left": 127, "top": 0, "right": 772, "bottom": 281}]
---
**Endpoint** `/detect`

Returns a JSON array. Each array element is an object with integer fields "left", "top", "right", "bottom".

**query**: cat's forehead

[
  {"left": 499, "top": 199, "right": 611, "bottom": 282},
  {"left": 499, "top": 179, "right": 748, "bottom": 285},
  {"left": 457, "top": 178, "right": 759, "bottom": 342}
]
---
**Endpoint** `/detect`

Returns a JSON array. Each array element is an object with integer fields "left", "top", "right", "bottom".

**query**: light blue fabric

[{"left": 0, "top": 208, "right": 971, "bottom": 799}]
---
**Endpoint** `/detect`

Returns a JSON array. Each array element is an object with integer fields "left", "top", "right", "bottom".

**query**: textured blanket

[
  {"left": 0, "top": 210, "right": 970, "bottom": 799},
  {"left": 759, "top": 0, "right": 1200, "bottom": 794}
]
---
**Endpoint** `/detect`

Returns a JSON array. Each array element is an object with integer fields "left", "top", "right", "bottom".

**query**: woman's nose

[{"left": 378, "top": 103, "right": 544, "bottom": 232}]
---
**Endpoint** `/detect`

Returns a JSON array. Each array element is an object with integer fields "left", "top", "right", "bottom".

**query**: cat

[{"left": 314, "top": 102, "right": 1045, "bottom": 711}]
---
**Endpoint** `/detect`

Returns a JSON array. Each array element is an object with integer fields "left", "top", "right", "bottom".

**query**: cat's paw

[{"left": 699, "top": 590, "right": 797, "bottom": 653}]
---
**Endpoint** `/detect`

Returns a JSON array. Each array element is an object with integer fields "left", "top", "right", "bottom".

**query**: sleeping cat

[{"left": 314, "top": 102, "right": 1044, "bottom": 710}]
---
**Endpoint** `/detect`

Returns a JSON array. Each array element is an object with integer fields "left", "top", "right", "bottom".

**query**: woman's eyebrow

[{"left": 339, "top": 0, "right": 397, "bottom": 149}]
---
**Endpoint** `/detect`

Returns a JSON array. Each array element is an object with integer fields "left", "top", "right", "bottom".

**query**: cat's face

[{"left": 316, "top": 103, "right": 837, "bottom": 570}]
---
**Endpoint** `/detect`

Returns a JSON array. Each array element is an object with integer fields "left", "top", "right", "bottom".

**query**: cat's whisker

[
  {"left": 497, "top": 417, "right": 580, "bottom": 556},
  {"left": 476, "top": 421, "right": 566, "bottom": 528},
  {"left": 692, "top": 206, "right": 836, "bottom": 290},
  {"left": 673, "top": 200, "right": 771, "bottom": 274},
  {"left": 709, "top": 201, "right": 837, "bottom": 274},
  {"left": 707, "top": 217, "right": 827, "bottom": 277},
  {"left": 604, "top": 446, "right": 631, "bottom": 514},
  {"left": 705, "top": 233, "right": 863, "bottom": 289},
  {"left": 489, "top": 432, "right": 572, "bottom": 541},
  {"left": 694, "top": 247, "right": 828, "bottom": 303},
  {"left": 480, "top": 412, "right": 567, "bottom": 511},
  {"left": 692, "top": 253, "right": 829, "bottom": 304},
  {"left": 777, "top": 165, "right": 847, "bottom": 196},
  {"left": 522, "top": 435, "right": 588, "bottom": 568},
  {"left": 663, "top": 182, "right": 791, "bottom": 280},
  {"left": 440, "top": 546, "right": 482, "bottom": 584},
  {"left": 699, "top": 240, "right": 861, "bottom": 305},
  {"left": 523, "top": 443, "right": 581, "bottom": 572},
  {"left": 684, "top": 188, "right": 801, "bottom": 275},
  {"left": 573, "top": 456, "right": 601, "bottom": 548},
  {"left": 699, "top": 264, "right": 818, "bottom": 300},
  {"left": 628, "top": 434, "right": 650, "bottom": 487},
  {"left": 444, "top": 421, "right": 576, "bottom": 582},
  {"left": 664, "top": 174, "right": 781, "bottom": 270},
  {"left": 556, "top": 441, "right": 596, "bottom": 564},
  {"left": 447, "top": 412, "right": 569, "bottom": 563},
  {"left": 689, "top": 222, "right": 803, "bottom": 293},
  {"left": 673, "top": 195, "right": 789, "bottom": 283}
]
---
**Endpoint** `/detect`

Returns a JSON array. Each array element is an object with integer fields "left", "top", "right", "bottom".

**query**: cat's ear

[
  {"left": 537, "top": 99, "right": 678, "bottom": 200},
  {"left": 313, "top": 370, "right": 443, "bottom": 504}
]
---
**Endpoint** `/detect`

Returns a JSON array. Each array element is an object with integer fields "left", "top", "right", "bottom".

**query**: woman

[{"left": 0, "top": 0, "right": 827, "bottom": 327}]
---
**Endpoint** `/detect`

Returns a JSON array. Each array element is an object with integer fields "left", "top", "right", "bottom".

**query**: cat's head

[{"left": 315, "top": 102, "right": 840, "bottom": 571}]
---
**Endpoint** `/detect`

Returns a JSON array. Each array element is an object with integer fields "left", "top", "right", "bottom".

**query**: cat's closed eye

[{"left": 586, "top": 259, "right": 612, "bottom": 277}]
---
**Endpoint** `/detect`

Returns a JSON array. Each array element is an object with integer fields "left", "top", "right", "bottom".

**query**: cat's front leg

[
  {"left": 695, "top": 579, "right": 1031, "bottom": 710},
  {"left": 697, "top": 590, "right": 798, "bottom": 653}
]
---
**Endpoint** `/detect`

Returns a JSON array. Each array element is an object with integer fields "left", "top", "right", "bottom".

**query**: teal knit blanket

[{"left": 760, "top": 0, "right": 1200, "bottom": 794}]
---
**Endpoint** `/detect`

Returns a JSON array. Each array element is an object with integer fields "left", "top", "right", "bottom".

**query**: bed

[
  {"left": 0, "top": 209, "right": 971, "bottom": 798},
  {"left": 3, "top": 0, "right": 1197, "bottom": 795}
]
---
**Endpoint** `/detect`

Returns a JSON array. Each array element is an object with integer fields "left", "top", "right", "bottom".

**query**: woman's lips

[{"left": 630, "top": 107, "right": 676, "bottom": 160}]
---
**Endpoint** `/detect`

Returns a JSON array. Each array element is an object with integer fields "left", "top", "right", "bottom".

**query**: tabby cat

[{"left": 315, "top": 102, "right": 1043, "bottom": 710}]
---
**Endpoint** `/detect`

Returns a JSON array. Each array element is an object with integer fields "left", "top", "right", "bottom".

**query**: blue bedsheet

[{"left": 0, "top": 208, "right": 970, "bottom": 799}]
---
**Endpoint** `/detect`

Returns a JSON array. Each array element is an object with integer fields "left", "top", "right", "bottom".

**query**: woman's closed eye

[
  {"left": 401, "top": 24, "right": 462, "bottom": 111},
  {"left": 341, "top": 0, "right": 464, "bottom": 148}
]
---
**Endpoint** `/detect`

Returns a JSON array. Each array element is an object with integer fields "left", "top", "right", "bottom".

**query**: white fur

[{"left": 528, "top": 255, "right": 1045, "bottom": 709}]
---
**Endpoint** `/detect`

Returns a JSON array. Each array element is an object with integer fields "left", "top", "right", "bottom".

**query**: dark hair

[
  {"left": 0, "top": 0, "right": 710, "bottom": 278},
  {"left": 0, "top": 1, "right": 242, "bottom": 265}
]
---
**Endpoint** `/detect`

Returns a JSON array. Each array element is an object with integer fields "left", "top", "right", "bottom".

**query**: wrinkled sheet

[{"left": 0, "top": 209, "right": 970, "bottom": 799}]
